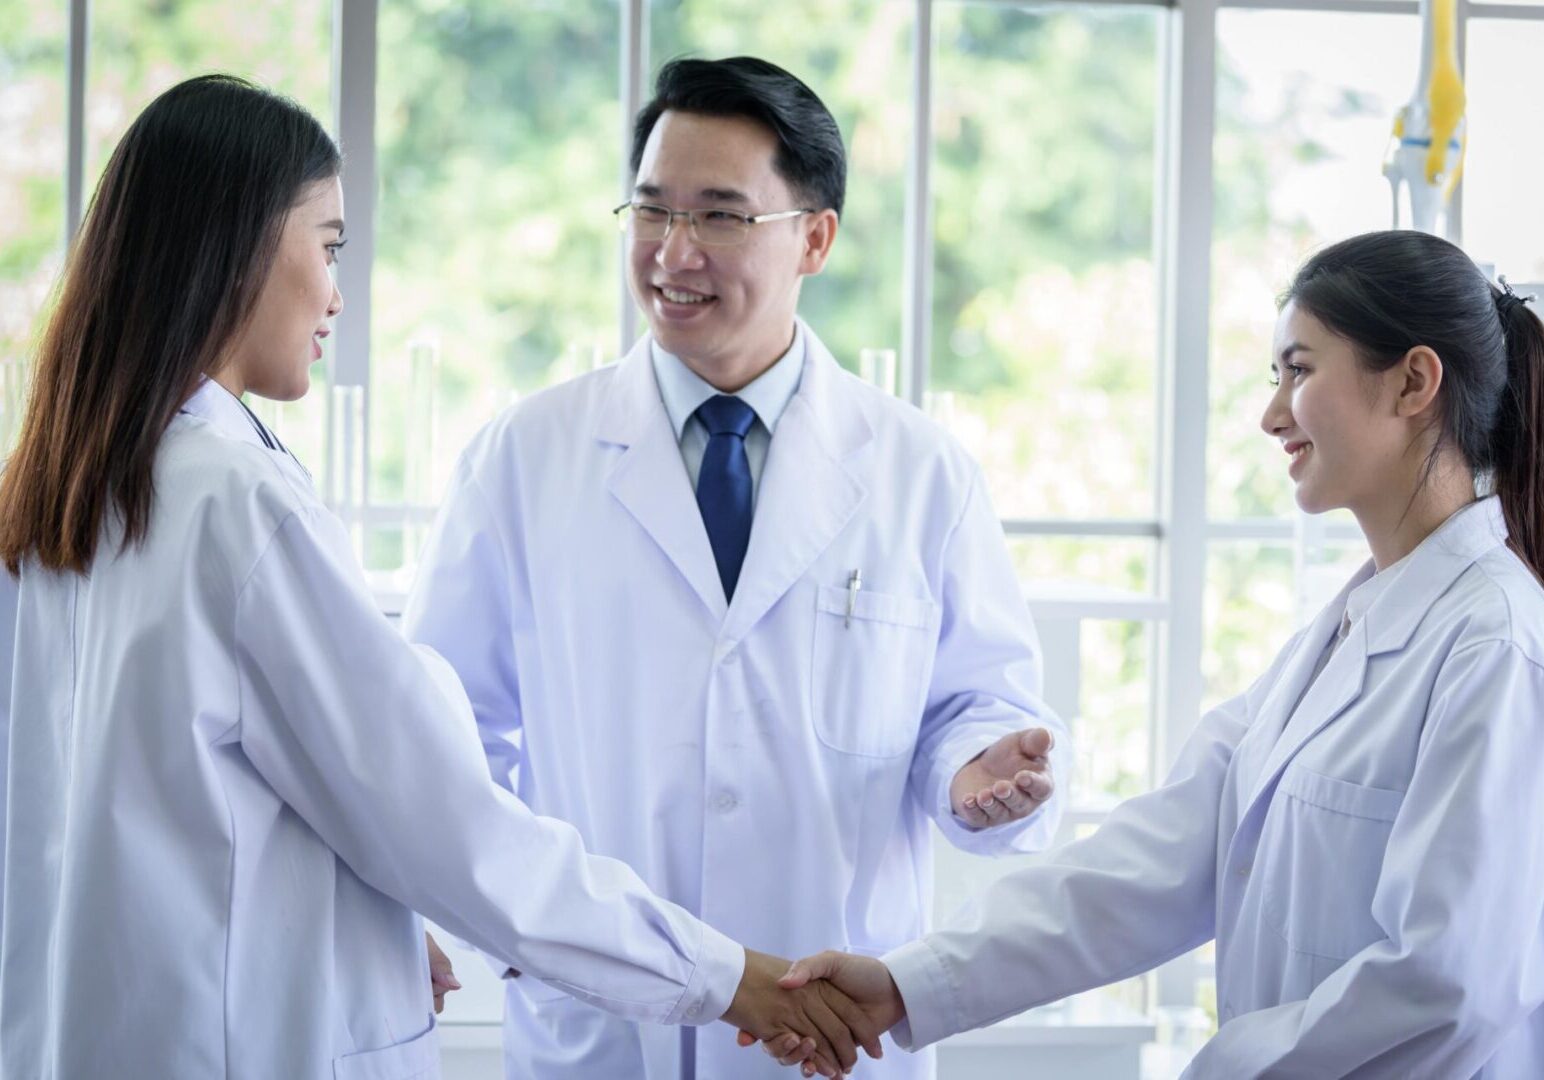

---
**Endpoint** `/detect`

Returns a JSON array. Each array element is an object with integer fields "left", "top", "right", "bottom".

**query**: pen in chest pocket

[{"left": 845, "top": 568, "right": 862, "bottom": 628}]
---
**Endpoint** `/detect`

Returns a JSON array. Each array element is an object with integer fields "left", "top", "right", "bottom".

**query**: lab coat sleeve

[
  {"left": 908, "top": 465, "right": 1072, "bottom": 855},
  {"left": 234, "top": 506, "right": 744, "bottom": 1026},
  {"left": 883, "top": 639, "right": 1292, "bottom": 1053},
  {"left": 402, "top": 458, "right": 523, "bottom": 793},
  {"left": 0, "top": 565, "right": 15, "bottom": 934},
  {"left": 1183, "top": 639, "right": 1544, "bottom": 1079}
]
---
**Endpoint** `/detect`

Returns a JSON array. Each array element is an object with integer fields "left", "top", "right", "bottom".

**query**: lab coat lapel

[
  {"left": 598, "top": 338, "right": 728, "bottom": 622},
  {"left": 1245, "top": 622, "right": 1370, "bottom": 811},
  {"left": 1240, "top": 498, "right": 1510, "bottom": 813},
  {"left": 722, "top": 330, "right": 870, "bottom": 644},
  {"left": 1231, "top": 569, "right": 1367, "bottom": 811}
]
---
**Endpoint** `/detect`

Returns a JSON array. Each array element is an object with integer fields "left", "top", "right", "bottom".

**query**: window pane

[
  {"left": 648, "top": 0, "right": 910, "bottom": 366},
  {"left": 1072, "top": 618, "right": 1152, "bottom": 803},
  {"left": 87, "top": 0, "right": 332, "bottom": 186},
  {"left": 1463, "top": 19, "right": 1544, "bottom": 281},
  {"left": 1204, "top": 542, "right": 1295, "bottom": 712},
  {"left": 0, "top": 8, "right": 67, "bottom": 454},
  {"left": 931, "top": 2, "right": 1160, "bottom": 520},
  {"left": 1010, "top": 537, "right": 1154, "bottom": 803},
  {"left": 1210, "top": 10, "right": 1419, "bottom": 520},
  {"left": 371, "top": 0, "right": 621, "bottom": 536},
  {"left": 85, "top": 0, "right": 335, "bottom": 473}
]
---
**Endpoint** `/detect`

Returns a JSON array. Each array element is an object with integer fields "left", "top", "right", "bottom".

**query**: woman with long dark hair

[
  {"left": 0, "top": 75, "right": 874, "bottom": 1080},
  {"left": 765, "top": 230, "right": 1544, "bottom": 1078}
]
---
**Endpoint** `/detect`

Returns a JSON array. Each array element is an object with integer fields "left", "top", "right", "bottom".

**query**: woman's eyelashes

[
  {"left": 1268, "top": 362, "right": 1307, "bottom": 388},
  {"left": 325, "top": 238, "right": 347, "bottom": 264}
]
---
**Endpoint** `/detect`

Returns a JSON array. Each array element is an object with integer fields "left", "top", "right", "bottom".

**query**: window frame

[{"left": 43, "top": 0, "right": 1544, "bottom": 1021}]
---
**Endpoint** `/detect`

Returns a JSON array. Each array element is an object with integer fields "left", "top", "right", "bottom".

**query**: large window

[
  {"left": 1204, "top": 9, "right": 1420, "bottom": 718},
  {"left": 1463, "top": 17, "right": 1544, "bottom": 281},
  {"left": 366, "top": 0, "right": 622, "bottom": 574},
  {"left": 16, "top": 0, "right": 1544, "bottom": 1062},
  {"left": 932, "top": 2, "right": 1160, "bottom": 523}
]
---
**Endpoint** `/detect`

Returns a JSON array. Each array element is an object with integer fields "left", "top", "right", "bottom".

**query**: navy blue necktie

[{"left": 694, "top": 395, "right": 757, "bottom": 602}]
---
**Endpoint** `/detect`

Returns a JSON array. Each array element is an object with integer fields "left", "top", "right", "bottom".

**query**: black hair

[
  {"left": 629, "top": 56, "right": 846, "bottom": 218},
  {"left": 1283, "top": 230, "right": 1544, "bottom": 576},
  {"left": 0, "top": 74, "right": 341, "bottom": 574}
]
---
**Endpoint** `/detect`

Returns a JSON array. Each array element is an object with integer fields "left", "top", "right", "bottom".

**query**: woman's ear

[{"left": 1394, "top": 345, "right": 1444, "bottom": 419}]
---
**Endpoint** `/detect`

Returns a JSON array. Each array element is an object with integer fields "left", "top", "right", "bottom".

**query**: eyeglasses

[{"left": 612, "top": 201, "right": 814, "bottom": 247}]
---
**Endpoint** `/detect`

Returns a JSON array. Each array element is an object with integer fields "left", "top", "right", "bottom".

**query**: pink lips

[{"left": 1284, "top": 439, "right": 1312, "bottom": 479}]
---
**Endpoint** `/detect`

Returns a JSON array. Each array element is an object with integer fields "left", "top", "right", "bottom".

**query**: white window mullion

[
  {"left": 901, "top": 0, "right": 934, "bottom": 409},
  {"left": 65, "top": 0, "right": 89, "bottom": 251},
  {"left": 1154, "top": 0, "right": 1218, "bottom": 1013},
  {"left": 619, "top": 0, "right": 646, "bottom": 357},
  {"left": 330, "top": 0, "right": 378, "bottom": 511}
]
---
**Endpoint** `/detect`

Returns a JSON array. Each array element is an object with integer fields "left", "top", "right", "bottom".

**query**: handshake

[
  {"left": 722, "top": 727, "right": 1058, "bottom": 1076},
  {"left": 726, "top": 949, "right": 907, "bottom": 1078},
  {"left": 429, "top": 936, "right": 907, "bottom": 1078}
]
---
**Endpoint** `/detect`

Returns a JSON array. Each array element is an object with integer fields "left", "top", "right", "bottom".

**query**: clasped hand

[
  {"left": 723, "top": 949, "right": 898, "bottom": 1077},
  {"left": 731, "top": 950, "right": 907, "bottom": 1077}
]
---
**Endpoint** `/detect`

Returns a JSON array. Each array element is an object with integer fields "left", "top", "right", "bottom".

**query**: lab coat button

[
  {"left": 1238, "top": 863, "right": 1251, "bottom": 878},
  {"left": 718, "top": 647, "right": 739, "bottom": 665},
  {"left": 1222, "top": 1003, "right": 1236, "bottom": 1021},
  {"left": 713, "top": 791, "right": 738, "bottom": 813}
]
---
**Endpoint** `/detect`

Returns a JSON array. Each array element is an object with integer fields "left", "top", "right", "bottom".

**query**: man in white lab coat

[{"left": 405, "top": 56, "right": 1069, "bottom": 1080}]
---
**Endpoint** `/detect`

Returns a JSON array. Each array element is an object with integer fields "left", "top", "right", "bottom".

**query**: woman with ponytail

[
  {"left": 761, "top": 231, "right": 1544, "bottom": 1080},
  {"left": 0, "top": 76, "right": 871, "bottom": 1080}
]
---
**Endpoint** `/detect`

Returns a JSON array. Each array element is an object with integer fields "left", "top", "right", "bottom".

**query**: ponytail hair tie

[{"left": 1497, "top": 276, "right": 1538, "bottom": 321}]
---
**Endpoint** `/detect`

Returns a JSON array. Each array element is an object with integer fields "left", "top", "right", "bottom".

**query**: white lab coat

[
  {"left": 404, "top": 323, "right": 1069, "bottom": 1080},
  {"left": 0, "top": 380, "right": 743, "bottom": 1080},
  {"left": 0, "top": 558, "right": 14, "bottom": 935},
  {"left": 885, "top": 495, "right": 1544, "bottom": 1079}
]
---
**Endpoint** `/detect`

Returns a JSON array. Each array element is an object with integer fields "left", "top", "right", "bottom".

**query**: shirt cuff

[
  {"left": 881, "top": 938, "right": 962, "bottom": 1052},
  {"left": 668, "top": 923, "right": 746, "bottom": 1027}
]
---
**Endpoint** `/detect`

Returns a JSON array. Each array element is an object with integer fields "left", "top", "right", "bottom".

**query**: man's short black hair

[{"left": 630, "top": 56, "right": 846, "bottom": 218}]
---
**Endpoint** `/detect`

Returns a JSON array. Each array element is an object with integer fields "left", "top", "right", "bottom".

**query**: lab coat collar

[
  {"left": 595, "top": 321, "right": 872, "bottom": 631},
  {"left": 1239, "top": 497, "right": 1508, "bottom": 814},
  {"left": 1361, "top": 496, "right": 1508, "bottom": 657},
  {"left": 177, "top": 377, "right": 271, "bottom": 451}
]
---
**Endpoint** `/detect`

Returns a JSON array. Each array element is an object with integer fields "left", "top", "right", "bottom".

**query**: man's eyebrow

[{"left": 698, "top": 188, "right": 749, "bottom": 204}]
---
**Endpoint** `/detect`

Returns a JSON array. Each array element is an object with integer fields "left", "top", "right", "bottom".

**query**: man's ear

[
  {"left": 1394, "top": 345, "right": 1444, "bottom": 419},
  {"left": 799, "top": 209, "right": 839, "bottom": 276}
]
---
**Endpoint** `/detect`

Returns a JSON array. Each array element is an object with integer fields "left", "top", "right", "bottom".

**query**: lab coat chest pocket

[
  {"left": 811, "top": 583, "right": 938, "bottom": 757},
  {"left": 332, "top": 1020, "right": 438, "bottom": 1080},
  {"left": 1261, "top": 764, "right": 1405, "bottom": 961}
]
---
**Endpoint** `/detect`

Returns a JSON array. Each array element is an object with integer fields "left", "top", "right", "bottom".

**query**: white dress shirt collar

[{"left": 650, "top": 322, "right": 806, "bottom": 440}]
